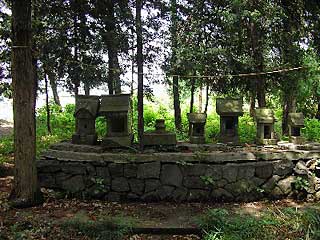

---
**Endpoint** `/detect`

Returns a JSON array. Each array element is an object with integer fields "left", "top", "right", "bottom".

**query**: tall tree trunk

[
  {"left": 136, "top": 0, "right": 144, "bottom": 151},
  {"left": 171, "top": 0, "right": 182, "bottom": 131},
  {"left": 106, "top": 1, "right": 121, "bottom": 95},
  {"left": 315, "top": 96, "right": 320, "bottom": 120},
  {"left": 48, "top": 74, "right": 61, "bottom": 106},
  {"left": 282, "top": 91, "right": 297, "bottom": 135},
  {"left": 189, "top": 78, "right": 196, "bottom": 136},
  {"left": 10, "top": 0, "right": 42, "bottom": 207},
  {"left": 198, "top": 81, "right": 203, "bottom": 112},
  {"left": 204, "top": 81, "right": 209, "bottom": 114},
  {"left": 84, "top": 84, "right": 90, "bottom": 96},
  {"left": 45, "top": 74, "right": 51, "bottom": 134},
  {"left": 249, "top": 85, "right": 256, "bottom": 117},
  {"left": 73, "top": 16, "right": 80, "bottom": 97}
]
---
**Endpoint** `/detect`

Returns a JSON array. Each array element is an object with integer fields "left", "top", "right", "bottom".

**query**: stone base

[
  {"left": 102, "top": 135, "right": 132, "bottom": 148},
  {"left": 72, "top": 134, "right": 97, "bottom": 145},
  {"left": 37, "top": 142, "right": 320, "bottom": 202},
  {"left": 256, "top": 138, "right": 278, "bottom": 145},
  {"left": 218, "top": 135, "right": 239, "bottom": 144},
  {"left": 290, "top": 136, "right": 305, "bottom": 145},
  {"left": 143, "top": 132, "right": 177, "bottom": 146},
  {"left": 190, "top": 136, "right": 206, "bottom": 144}
]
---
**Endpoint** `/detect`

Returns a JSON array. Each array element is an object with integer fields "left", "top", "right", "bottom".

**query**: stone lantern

[
  {"left": 288, "top": 112, "right": 305, "bottom": 144},
  {"left": 72, "top": 95, "right": 100, "bottom": 145},
  {"left": 254, "top": 108, "right": 278, "bottom": 145},
  {"left": 143, "top": 119, "right": 177, "bottom": 147},
  {"left": 216, "top": 98, "right": 243, "bottom": 143},
  {"left": 99, "top": 94, "right": 132, "bottom": 147},
  {"left": 187, "top": 113, "right": 207, "bottom": 144}
]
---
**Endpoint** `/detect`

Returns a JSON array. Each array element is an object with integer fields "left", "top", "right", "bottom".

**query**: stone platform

[{"left": 37, "top": 142, "right": 320, "bottom": 202}]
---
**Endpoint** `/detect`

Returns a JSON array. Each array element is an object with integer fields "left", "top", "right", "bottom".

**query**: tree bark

[
  {"left": 48, "top": 73, "right": 61, "bottom": 106},
  {"left": 136, "top": 0, "right": 144, "bottom": 151},
  {"left": 282, "top": 92, "right": 297, "bottom": 135},
  {"left": 10, "top": 0, "right": 42, "bottom": 207},
  {"left": 189, "top": 78, "right": 196, "bottom": 136},
  {"left": 249, "top": 90, "right": 256, "bottom": 117},
  {"left": 315, "top": 96, "right": 320, "bottom": 120},
  {"left": 171, "top": 0, "right": 182, "bottom": 131},
  {"left": 84, "top": 84, "right": 90, "bottom": 96},
  {"left": 106, "top": 1, "right": 121, "bottom": 95},
  {"left": 204, "top": 81, "right": 209, "bottom": 114},
  {"left": 45, "top": 74, "right": 51, "bottom": 134},
  {"left": 198, "top": 81, "right": 203, "bottom": 113}
]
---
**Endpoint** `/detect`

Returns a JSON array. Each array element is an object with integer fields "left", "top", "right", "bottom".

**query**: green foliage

[
  {"left": 198, "top": 207, "right": 320, "bottom": 240},
  {"left": 293, "top": 176, "right": 309, "bottom": 192},
  {"left": 238, "top": 114, "right": 256, "bottom": 144},
  {"left": 303, "top": 118, "right": 320, "bottom": 141},
  {"left": 60, "top": 212, "right": 133, "bottom": 240},
  {"left": 0, "top": 136, "right": 13, "bottom": 164}
]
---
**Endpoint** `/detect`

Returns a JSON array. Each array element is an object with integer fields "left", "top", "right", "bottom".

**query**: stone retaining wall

[{"left": 37, "top": 146, "right": 320, "bottom": 202}]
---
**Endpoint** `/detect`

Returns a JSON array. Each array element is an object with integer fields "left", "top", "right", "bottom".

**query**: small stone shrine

[
  {"left": 288, "top": 112, "right": 305, "bottom": 144},
  {"left": 255, "top": 108, "right": 278, "bottom": 145},
  {"left": 72, "top": 95, "right": 100, "bottom": 145},
  {"left": 143, "top": 119, "right": 177, "bottom": 147},
  {"left": 187, "top": 113, "right": 207, "bottom": 144},
  {"left": 216, "top": 98, "right": 243, "bottom": 143},
  {"left": 99, "top": 94, "right": 132, "bottom": 147}
]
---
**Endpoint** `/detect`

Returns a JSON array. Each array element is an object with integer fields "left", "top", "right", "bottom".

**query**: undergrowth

[{"left": 198, "top": 207, "right": 320, "bottom": 240}]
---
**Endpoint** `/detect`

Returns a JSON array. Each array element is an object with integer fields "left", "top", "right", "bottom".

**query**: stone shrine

[
  {"left": 99, "top": 94, "right": 132, "bottom": 147},
  {"left": 288, "top": 112, "right": 305, "bottom": 144},
  {"left": 188, "top": 113, "right": 207, "bottom": 144},
  {"left": 216, "top": 98, "right": 243, "bottom": 143},
  {"left": 72, "top": 95, "right": 99, "bottom": 145},
  {"left": 255, "top": 108, "right": 278, "bottom": 145},
  {"left": 143, "top": 119, "right": 177, "bottom": 146}
]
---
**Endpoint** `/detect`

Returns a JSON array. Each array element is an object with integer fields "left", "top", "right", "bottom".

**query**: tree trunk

[
  {"left": 48, "top": 73, "right": 61, "bottom": 106},
  {"left": 45, "top": 74, "right": 51, "bottom": 134},
  {"left": 315, "top": 96, "right": 320, "bottom": 120},
  {"left": 282, "top": 91, "right": 297, "bottom": 135},
  {"left": 249, "top": 90, "right": 256, "bottom": 117},
  {"left": 106, "top": 1, "right": 121, "bottom": 95},
  {"left": 84, "top": 84, "right": 90, "bottom": 96},
  {"left": 136, "top": 0, "right": 144, "bottom": 151},
  {"left": 198, "top": 81, "right": 203, "bottom": 113},
  {"left": 171, "top": 0, "right": 182, "bottom": 131},
  {"left": 204, "top": 81, "right": 209, "bottom": 114},
  {"left": 189, "top": 78, "right": 196, "bottom": 136},
  {"left": 10, "top": 0, "right": 42, "bottom": 207}
]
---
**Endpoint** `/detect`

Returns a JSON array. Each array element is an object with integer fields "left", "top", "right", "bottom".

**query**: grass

[
  {"left": 60, "top": 212, "right": 133, "bottom": 240},
  {"left": 198, "top": 207, "right": 320, "bottom": 240}
]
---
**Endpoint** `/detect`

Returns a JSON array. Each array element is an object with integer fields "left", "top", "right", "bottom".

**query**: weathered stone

[
  {"left": 61, "top": 175, "right": 85, "bottom": 193},
  {"left": 255, "top": 163, "right": 273, "bottom": 179},
  {"left": 107, "top": 192, "right": 122, "bottom": 202},
  {"left": 60, "top": 163, "right": 86, "bottom": 175},
  {"left": 237, "top": 164, "right": 255, "bottom": 180},
  {"left": 111, "top": 177, "right": 129, "bottom": 192},
  {"left": 96, "top": 167, "right": 110, "bottom": 181},
  {"left": 211, "top": 188, "right": 233, "bottom": 200},
  {"left": 213, "top": 179, "right": 228, "bottom": 188},
  {"left": 222, "top": 165, "right": 238, "bottom": 182},
  {"left": 225, "top": 180, "right": 255, "bottom": 197},
  {"left": 37, "top": 160, "right": 61, "bottom": 173},
  {"left": 315, "top": 191, "right": 320, "bottom": 200},
  {"left": 271, "top": 186, "right": 283, "bottom": 198},
  {"left": 156, "top": 185, "right": 175, "bottom": 200},
  {"left": 262, "top": 175, "right": 281, "bottom": 193},
  {"left": 294, "top": 161, "right": 309, "bottom": 175},
  {"left": 183, "top": 176, "right": 209, "bottom": 189},
  {"left": 145, "top": 179, "right": 161, "bottom": 193},
  {"left": 184, "top": 164, "right": 207, "bottom": 176},
  {"left": 129, "top": 179, "right": 144, "bottom": 195},
  {"left": 86, "top": 165, "right": 96, "bottom": 175},
  {"left": 124, "top": 164, "right": 137, "bottom": 178},
  {"left": 277, "top": 176, "right": 295, "bottom": 195},
  {"left": 142, "top": 191, "right": 159, "bottom": 201},
  {"left": 188, "top": 189, "right": 210, "bottom": 201},
  {"left": 137, "top": 162, "right": 160, "bottom": 179},
  {"left": 108, "top": 163, "right": 124, "bottom": 177},
  {"left": 273, "top": 160, "right": 294, "bottom": 176},
  {"left": 205, "top": 166, "right": 223, "bottom": 181},
  {"left": 127, "top": 193, "right": 140, "bottom": 201},
  {"left": 252, "top": 177, "right": 265, "bottom": 186},
  {"left": 172, "top": 187, "right": 188, "bottom": 202},
  {"left": 38, "top": 174, "right": 55, "bottom": 188},
  {"left": 160, "top": 165, "right": 183, "bottom": 187}
]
